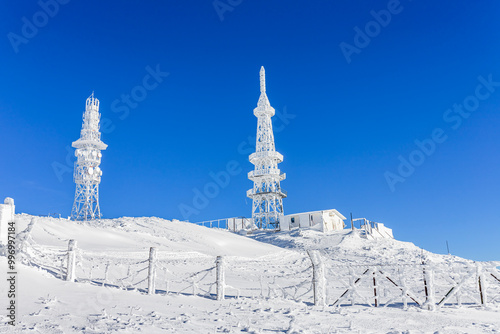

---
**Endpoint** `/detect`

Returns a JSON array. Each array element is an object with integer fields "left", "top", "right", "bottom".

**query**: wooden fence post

[
  {"left": 422, "top": 264, "right": 435, "bottom": 311},
  {"left": 372, "top": 268, "right": 378, "bottom": 307},
  {"left": 477, "top": 263, "right": 487, "bottom": 306},
  {"left": 348, "top": 267, "right": 355, "bottom": 306},
  {"left": 148, "top": 247, "right": 157, "bottom": 295},
  {"left": 216, "top": 256, "right": 225, "bottom": 301},
  {"left": 307, "top": 250, "right": 326, "bottom": 306},
  {"left": 66, "top": 239, "right": 77, "bottom": 282}
]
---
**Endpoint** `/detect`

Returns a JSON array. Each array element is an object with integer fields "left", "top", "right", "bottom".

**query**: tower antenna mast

[
  {"left": 71, "top": 93, "right": 107, "bottom": 221},
  {"left": 247, "top": 67, "right": 287, "bottom": 230}
]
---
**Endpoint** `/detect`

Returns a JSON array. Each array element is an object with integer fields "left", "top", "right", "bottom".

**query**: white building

[
  {"left": 193, "top": 211, "right": 395, "bottom": 239},
  {"left": 280, "top": 209, "right": 346, "bottom": 232}
]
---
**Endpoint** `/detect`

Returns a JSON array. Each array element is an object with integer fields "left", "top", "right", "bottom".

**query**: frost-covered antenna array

[
  {"left": 71, "top": 93, "right": 107, "bottom": 221},
  {"left": 247, "top": 67, "right": 287, "bottom": 229}
]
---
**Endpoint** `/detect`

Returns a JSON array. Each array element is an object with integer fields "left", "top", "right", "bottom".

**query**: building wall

[
  {"left": 319, "top": 211, "right": 344, "bottom": 232},
  {"left": 281, "top": 209, "right": 346, "bottom": 232},
  {"left": 299, "top": 214, "right": 310, "bottom": 228},
  {"left": 284, "top": 215, "right": 300, "bottom": 229}
]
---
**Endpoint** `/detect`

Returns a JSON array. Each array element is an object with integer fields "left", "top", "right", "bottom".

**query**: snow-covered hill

[
  {"left": 17, "top": 214, "right": 282, "bottom": 257},
  {"left": 249, "top": 227, "right": 481, "bottom": 268},
  {"left": 1, "top": 214, "right": 499, "bottom": 333}
]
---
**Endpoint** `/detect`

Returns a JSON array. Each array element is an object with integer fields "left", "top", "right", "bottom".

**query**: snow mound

[
  {"left": 249, "top": 227, "right": 496, "bottom": 268},
  {"left": 14, "top": 214, "right": 287, "bottom": 258}
]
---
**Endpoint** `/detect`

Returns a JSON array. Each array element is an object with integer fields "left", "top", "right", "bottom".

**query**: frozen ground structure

[{"left": 1, "top": 214, "right": 499, "bottom": 333}]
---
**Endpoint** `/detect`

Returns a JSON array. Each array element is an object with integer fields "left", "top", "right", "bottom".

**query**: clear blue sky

[{"left": 1, "top": 1, "right": 499, "bottom": 261}]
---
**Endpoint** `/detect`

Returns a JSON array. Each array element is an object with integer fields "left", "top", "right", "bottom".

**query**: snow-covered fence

[
  {"left": 325, "top": 261, "right": 500, "bottom": 310},
  {"left": 154, "top": 254, "right": 311, "bottom": 301},
  {"left": 308, "top": 250, "right": 326, "bottom": 306},
  {"left": 422, "top": 264, "right": 435, "bottom": 310},
  {"left": 148, "top": 247, "right": 157, "bottom": 295},
  {"left": 66, "top": 239, "right": 77, "bottom": 282},
  {"left": 17, "top": 232, "right": 68, "bottom": 279},
  {"left": 352, "top": 218, "right": 394, "bottom": 239},
  {"left": 216, "top": 255, "right": 225, "bottom": 301},
  {"left": 222, "top": 254, "right": 313, "bottom": 302},
  {"left": 192, "top": 217, "right": 253, "bottom": 231},
  {"left": 75, "top": 251, "right": 151, "bottom": 291},
  {"left": 18, "top": 237, "right": 500, "bottom": 310},
  {"left": 431, "top": 262, "right": 500, "bottom": 308},
  {"left": 193, "top": 219, "right": 228, "bottom": 229},
  {"left": 154, "top": 254, "right": 217, "bottom": 297}
]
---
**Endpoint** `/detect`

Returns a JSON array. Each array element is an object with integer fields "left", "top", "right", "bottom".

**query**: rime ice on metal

[
  {"left": 71, "top": 93, "right": 107, "bottom": 221},
  {"left": 247, "top": 67, "right": 286, "bottom": 230}
]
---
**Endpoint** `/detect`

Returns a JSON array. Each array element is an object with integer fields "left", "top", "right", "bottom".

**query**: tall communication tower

[
  {"left": 71, "top": 93, "right": 107, "bottom": 221},
  {"left": 247, "top": 67, "right": 287, "bottom": 230}
]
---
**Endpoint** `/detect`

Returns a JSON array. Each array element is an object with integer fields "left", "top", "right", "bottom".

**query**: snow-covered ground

[{"left": 1, "top": 214, "right": 499, "bottom": 333}]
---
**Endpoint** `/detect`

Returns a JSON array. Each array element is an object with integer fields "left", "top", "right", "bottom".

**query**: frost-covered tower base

[
  {"left": 71, "top": 93, "right": 107, "bottom": 221},
  {"left": 247, "top": 67, "right": 287, "bottom": 230}
]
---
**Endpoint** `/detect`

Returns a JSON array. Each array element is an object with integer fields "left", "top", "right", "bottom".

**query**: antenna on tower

[
  {"left": 71, "top": 94, "right": 108, "bottom": 221},
  {"left": 247, "top": 66, "right": 286, "bottom": 230},
  {"left": 260, "top": 66, "right": 266, "bottom": 93}
]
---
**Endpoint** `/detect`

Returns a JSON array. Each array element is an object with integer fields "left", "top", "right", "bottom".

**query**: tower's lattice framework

[
  {"left": 247, "top": 67, "right": 287, "bottom": 230},
  {"left": 71, "top": 93, "right": 107, "bottom": 221}
]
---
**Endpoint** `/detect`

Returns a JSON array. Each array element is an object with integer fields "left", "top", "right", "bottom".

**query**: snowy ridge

[
  {"left": 1, "top": 214, "right": 500, "bottom": 333},
  {"left": 15, "top": 214, "right": 283, "bottom": 257}
]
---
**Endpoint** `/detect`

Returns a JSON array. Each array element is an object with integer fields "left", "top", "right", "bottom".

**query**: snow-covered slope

[
  {"left": 1, "top": 214, "right": 499, "bottom": 333},
  {"left": 16, "top": 214, "right": 283, "bottom": 257},
  {"left": 249, "top": 228, "right": 483, "bottom": 267},
  {"left": 2, "top": 255, "right": 500, "bottom": 334}
]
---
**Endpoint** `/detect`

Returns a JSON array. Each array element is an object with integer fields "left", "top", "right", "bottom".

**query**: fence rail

[
  {"left": 192, "top": 217, "right": 253, "bottom": 231},
  {"left": 17, "top": 235, "right": 500, "bottom": 310}
]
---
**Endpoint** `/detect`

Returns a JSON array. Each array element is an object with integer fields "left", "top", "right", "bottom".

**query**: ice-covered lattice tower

[
  {"left": 71, "top": 93, "right": 107, "bottom": 221},
  {"left": 246, "top": 67, "right": 287, "bottom": 230}
]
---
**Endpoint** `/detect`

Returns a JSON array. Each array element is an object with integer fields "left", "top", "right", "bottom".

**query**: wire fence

[
  {"left": 16, "top": 233, "right": 500, "bottom": 310},
  {"left": 223, "top": 254, "right": 313, "bottom": 301},
  {"left": 192, "top": 217, "right": 253, "bottom": 231}
]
